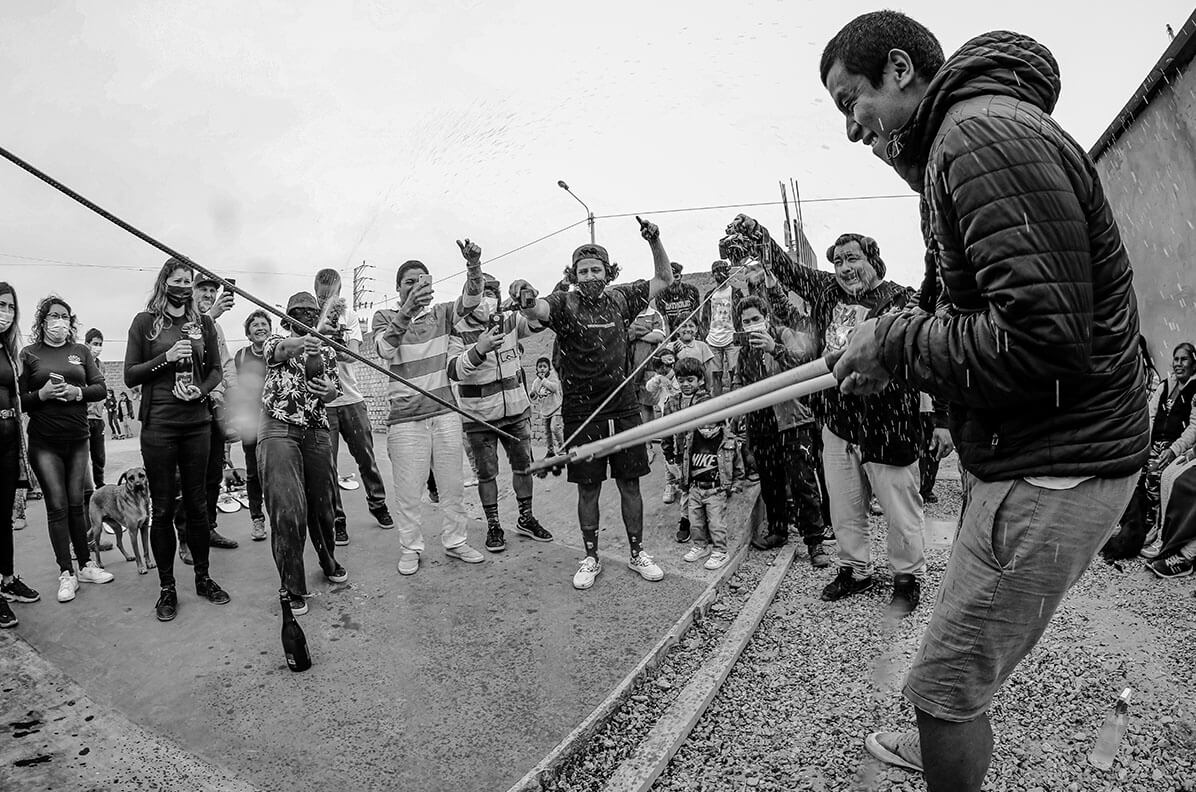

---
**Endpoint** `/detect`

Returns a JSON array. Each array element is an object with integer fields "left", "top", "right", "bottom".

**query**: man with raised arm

[
  {"left": 820, "top": 11, "right": 1148, "bottom": 791},
  {"left": 510, "top": 219, "right": 674, "bottom": 590}
]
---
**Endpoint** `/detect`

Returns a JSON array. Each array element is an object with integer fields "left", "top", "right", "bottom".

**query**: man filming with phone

[
  {"left": 510, "top": 217, "right": 675, "bottom": 591},
  {"left": 193, "top": 275, "right": 239, "bottom": 554},
  {"left": 447, "top": 256, "right": 553, "bottom": 554}
]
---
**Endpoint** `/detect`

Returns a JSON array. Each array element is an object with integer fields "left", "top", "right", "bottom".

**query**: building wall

[{"left": 1093, "top": 58, "right": 1196, "bottom": 368}]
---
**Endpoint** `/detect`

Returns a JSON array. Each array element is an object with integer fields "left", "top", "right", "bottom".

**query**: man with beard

[
  {"left": 510, "top": 220, "right": 674, "bottom": 590},
  {"left": 193, "top": 276, "right": 239, "bottom": 553},
  {"left": 699, "top": 260, "right": 744, "bottom": 396},
  {"left": 822, "top": 11, "right": 1148, "bottom": 791},
  {"left": 654, "top": 262, "right": 700, "bottom": 335}
]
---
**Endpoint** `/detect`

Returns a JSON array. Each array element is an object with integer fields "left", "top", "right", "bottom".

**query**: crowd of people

[{"left": 2, "top": 9, "right": 1194, "bottom": 792}]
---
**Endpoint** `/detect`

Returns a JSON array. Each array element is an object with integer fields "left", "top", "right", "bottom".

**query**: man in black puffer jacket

[{"left": 821, "top": 11, "right": 1149, "bottom": 792}]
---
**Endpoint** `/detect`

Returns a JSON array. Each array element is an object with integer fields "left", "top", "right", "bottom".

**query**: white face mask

[
  {"left": 45, "top": 318, "right": 70, "bottom": 343},
  {"left": 743, "top": 320, "right": 769, "bottom": 334},
  {"left": 0, "top": 309, "right": 12, "bottom": 333},
  {"left": 481, "top": 296, "right": 499, "bottom": 315}
]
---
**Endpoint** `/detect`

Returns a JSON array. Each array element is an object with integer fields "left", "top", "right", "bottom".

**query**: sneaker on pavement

[
  {"left": 371, "top": 506, "right": 395, "bottom": 529},
  {"left": 463, "top": 477, "right": 479, "bottom": 488},
  {"left": 427, "top": 487, "right": 440, "bottom": 504},
  {"left": 0, "top": 600, "right": 16, "bottom": 628},
  {"left": 821, "top": 567, "right": 874, "bottom": 602},
  {"left": 628, "top": 552, "right": 664, "bottom": 582},
  {"left": 573, "top": 557, "right": 602, "bottom": 590},
  {"left": 683, "top": 544, "right": 711, "bottom": 563},
  {"left": 445, "top": 544, "right": 485, "bottom": 564},
  {"left": 209, "top": 529, "right": 239, "bottom": 550},
  {"left": 923, "top": 491, "right": 939, "bottom": 504},
  {"left": 195, "top": 576, "right": 231, "bottom": 605},
  {"left": 57, "top": 571, "right": 78, "bottom": 603},
  {"left": 704, "top": 550, "right": 730, "bottom": 570},
  {"left": 287, "top": 593, "right": 309, "bottom": 616},
  {"left": 663, "top": 487, "right": 676, "bottom": 504},
  {"left": 485, "top": 527, "right": 506, "bottom": 553},
  {"left": 675, "top": 518, "right": 691, "bottom": 544},
  {"left": 1147, "top": 554, "right": 1195, "bottom": 578},
  {"left": 1, "top": 576, "right": 40, "bottom": 603},
  {"left": 887, "top": 574, "right": 921, "bottom": 619},
  {"left": 515, "top": 516, "right": 553, "bottom": 542},
  {"left": 865, "top": 731, "right": 923, "bottom": 773},
  {"left": 326, "top": 564, "right": 349, "bottom": 584},
  {"left": 250, "top": 517, "right": 267, "bottom": 541},
  {"left": 751, "top": 532, "right": 787, "bottom": 551},
  {"left": 179, "top": 542, "right": 194, "bottom": 566},
  {"left": 397, "top": 550, "right": 420, "bottom": 576},
  {"left": 1140, "top": 539, "right": 1163, "bottom": 559},
  {"left": 809, "top": 543, "right": 832, "bottom": 568},
  {"left": 155, "top": 586, "right": 177, "bottom": 621},
  {"left": 77, "top": 561, "right": 115, "bottom": 584},
  {"left": 334, "top": 524, "right": 350, "bottom": 547}
]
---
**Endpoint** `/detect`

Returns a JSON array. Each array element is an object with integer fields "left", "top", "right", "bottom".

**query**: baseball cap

[
  {"left": 670, "top": 261, "right": 684, "bottom": 275},
  {"left": 194, "top": 274, "right": 222, "bottom": 289},
  {"left": 285, "top": 292, "right": 319, "bottom": 314},
  {"left": 572, "top": 244, "right": 610, "bottom": 267}
]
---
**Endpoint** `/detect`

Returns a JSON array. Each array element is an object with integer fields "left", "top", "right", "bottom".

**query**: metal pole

[{"left": 557, "top": 180, "right": 595, "bottom": 242}]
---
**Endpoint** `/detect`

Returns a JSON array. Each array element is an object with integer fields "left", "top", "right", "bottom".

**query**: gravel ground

[{"left": 653, "top": 478, "right": 1196, "bottom": 792}]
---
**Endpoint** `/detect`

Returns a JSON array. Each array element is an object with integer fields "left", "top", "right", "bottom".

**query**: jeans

[
  {"left": 28, "top": 434, "right": 91, "bottom": 573},
  {"left": 142, "top": 423, "right": 211, "bottom": 586},
  {"left": 0, "top": 420, "right": 20, "bottom": 576},
  {"left": 387, "top": 413, "right": 467, "bottom": 553},
  {"left": 709, "top": 344, "right": 737, "bottom": 396},
  {"left": 687, "top": 485, "right": 728, "bottom": 551},
  {"left": 544, "top": 414, "right": 564, "bottom": 457},
  {"left": 747, "top": 416, "right": 825, "bottom": 545},
  {"left": 258, "top": 417, "right": 339, "bottom": 596},
  {"left": 241, "top": 439, "right": 265, "bottom": 521},
  {"left": 822, "top": 426, "right": 925, "bottom": 577},
  {"left": 88, "top": 418, "right": 106, "bottom": 488},
  {"left": 905, "top": 474, "right": 1134, "bottom": 721},
  {"left": 328, "top": 401, "right": 387, "bottom": 528}
]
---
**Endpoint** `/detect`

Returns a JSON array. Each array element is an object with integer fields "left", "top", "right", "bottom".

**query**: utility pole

[
  {"left": 352, "top": 261, "right": 375, "bottom": 311},
  {"left": 557, "top": 180, "right": 596, "bottom": 243}
]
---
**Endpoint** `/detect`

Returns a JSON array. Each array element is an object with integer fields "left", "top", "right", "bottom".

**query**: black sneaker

[
  {"left": 287, "top": 594, "right": 309, "bottom": 616},
  {"left": 371, "top": 506, "right": 395, "bottom": 529},
  {"left": 209, "top": 529, "right": 239, "bottom": 550},
  {"left": 334, "top": 524, "right": 350, "bottom": 547},
  {"left": 155, "top": 586, "right": 178, "bottom": 622},
  {"left": 751, "top": 532, "right": 787, "bottom": 551},
  {"left": 427, "top": 485, "right": 440, "bottom": 504},
  {"left": 485, "top": 527, "right": 506, "bottom": 553},
  {"left": 923, "top": 491, "right": 939, "bottom": 504},
  {"left": 821, "top": 567, "right": 874, "bottom": 602},
  {"left": 675, "top": 518, "right": 691, "bottom": 544},
  {"left": 178, "top": 542, "right": 194, "bottom": 566},
  {"left": 515, "top": 516, "right": 553, "bottom": 542},
  {"left": 887, "top": 574, "right": 920, "bottom": 618},
  {"left": 195, "top": 577, "right": 231, "bottom": 605},
  {"left": 1, "top": 576, "right": 41, "bottom": 603},
  {"left": 0, "top": 600, "right": 17, "bottom": 628}
]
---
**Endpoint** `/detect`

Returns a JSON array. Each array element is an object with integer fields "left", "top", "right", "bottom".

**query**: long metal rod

[
  {"left": 530, "top": 358, "right": 838, "bottom": 472},
  {"left": 0, "top": 143, "right": 517, "bottom": 441}
]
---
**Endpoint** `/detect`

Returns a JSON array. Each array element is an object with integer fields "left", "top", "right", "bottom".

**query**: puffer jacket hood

[{"left": 889, "top": 31, "right": 1062, "bottom": 189}]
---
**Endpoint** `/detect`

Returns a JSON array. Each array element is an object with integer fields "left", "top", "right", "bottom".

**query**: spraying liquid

[{"left": 1088, "top": 687, "right": 1132, "bottom": 769}]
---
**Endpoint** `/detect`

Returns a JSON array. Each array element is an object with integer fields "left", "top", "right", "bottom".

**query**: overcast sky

[{"left": 1, "top": 0, "right": 1191, "bottom": 353}]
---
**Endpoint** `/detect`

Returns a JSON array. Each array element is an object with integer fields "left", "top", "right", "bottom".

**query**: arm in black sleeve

[
  {"left": 124, "top": 315, "right": 169, "bottom": 387},
  {"left": 17, "top": 351, "right": 43, "bottom": 412}
]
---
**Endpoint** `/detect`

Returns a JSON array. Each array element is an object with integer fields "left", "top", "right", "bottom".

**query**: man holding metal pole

[{"left": 510, "top": 218, "right": 674, "bottom": 590}]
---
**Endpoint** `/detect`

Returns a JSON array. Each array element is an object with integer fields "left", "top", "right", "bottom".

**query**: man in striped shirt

[{"left": 372, "top": 246, "right": 485, "bottom": 577}]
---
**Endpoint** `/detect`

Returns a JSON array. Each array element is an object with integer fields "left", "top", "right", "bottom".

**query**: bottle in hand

[
  {"left": 176, "top": 324, "right": 198, "bottom": 389},
  {"left": 280, "top": 589, "right": 312, "bottom": 673},
  {"left": 1088, "top": 687, "right": 1132, "bottom": 769}
]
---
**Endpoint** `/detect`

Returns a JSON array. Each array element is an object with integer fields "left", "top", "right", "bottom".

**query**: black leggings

[
  {"left": 28, "top": 434, "right": 91, "bottom": 573},
  {"left": 141, "top": 423, "right": 211, "bottom": 587},
  {"left": 0, "top": 420, "right": 20, "bottom": 576}
]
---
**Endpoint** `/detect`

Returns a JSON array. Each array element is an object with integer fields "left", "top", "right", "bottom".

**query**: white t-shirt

[
  {"left": 329, "top": 305, "right": 365, "bottom": 407},
  {"left": 706, "top": 284, "right": 735, "bottom": 348}
]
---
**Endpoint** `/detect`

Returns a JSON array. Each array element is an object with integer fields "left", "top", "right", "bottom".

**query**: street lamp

[{"left": 557, "top": 180, "right": 595, "bottom": 244}]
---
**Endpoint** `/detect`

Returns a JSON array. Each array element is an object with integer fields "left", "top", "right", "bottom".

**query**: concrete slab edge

[
  {"left": 503, "top": 492, "right": 766, "bottom": 792},
  {"left": 603, "top": 543, "right": 799, "bottom": 792}
]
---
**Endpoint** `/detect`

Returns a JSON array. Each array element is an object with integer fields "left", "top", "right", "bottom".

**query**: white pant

[
  {"left": 387, "top": 413, "right": 468, "bottom": 553},
  {"left": 821, "top": 426, "right": 925, "bottom": 577}
]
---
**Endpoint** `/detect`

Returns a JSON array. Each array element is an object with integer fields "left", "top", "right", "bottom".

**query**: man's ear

[{"left": 887, "top": 48, "right": 917, "bottom": 89}]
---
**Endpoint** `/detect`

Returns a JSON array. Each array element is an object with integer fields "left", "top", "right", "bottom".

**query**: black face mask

[
  {"left": 165, "top": 285, "right": 192, "bottom": 308},
  {"left": 577, "top": 280, "right": 606, "bottom": 301}
]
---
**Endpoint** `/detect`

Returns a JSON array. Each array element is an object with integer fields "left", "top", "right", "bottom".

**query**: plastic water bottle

[{"left": 1088, "top": 687, "right": 1132, "bottom": 769}]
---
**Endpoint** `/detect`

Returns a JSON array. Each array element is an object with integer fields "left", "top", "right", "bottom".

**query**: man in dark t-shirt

[
  {"left": 655, "top": 262, "right": 701, "bottom": 335},
  {"left": 511, "top": 220, "right": 675, "bottom": 591}
]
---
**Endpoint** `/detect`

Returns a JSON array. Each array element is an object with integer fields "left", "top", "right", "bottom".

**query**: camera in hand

[
  {"left": 518, "top": 287, "right": 536, "bottom": 310},
  {"left": 733, "top": 331, "right": 751, "bottom": 347},
  {"left": 718, "top": 232, "right": 754, "bottom": 264}
]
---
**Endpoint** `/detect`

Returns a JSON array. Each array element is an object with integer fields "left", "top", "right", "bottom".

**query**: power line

[{"left": 594, "top": 193, "right": 916, "bottom": 221}]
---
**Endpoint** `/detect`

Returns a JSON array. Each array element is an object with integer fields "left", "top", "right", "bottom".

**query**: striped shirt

[
  {"left": 372, "top": 303, "right": 462, "bottom": 425},
  {"left": 447, "top": 307, "right": 540, "bottom": 431}
]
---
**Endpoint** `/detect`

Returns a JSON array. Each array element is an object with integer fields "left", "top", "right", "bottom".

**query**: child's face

[
  {"left": 679, "top": 323, "right": 696, "bottom": 342},
  {"left": 536, "top": 362, "right": 549, "bottom": 378},
  {"left": 677, "top": 374, "right": 701, "bottom": 395}
]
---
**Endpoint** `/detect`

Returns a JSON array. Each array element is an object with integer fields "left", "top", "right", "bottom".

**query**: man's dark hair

[
  {"left": 827, "top": 233, "right": 887, "bottom": 280},
  {"left": 819, "top": 11, "right": 945, "bottom": 87},
  {"left": 736, "top": 295, "right": 770, "bottom": 319},
  {"left": 536, "top": 356, "right": 551, "bottom": 367},
  {"left": 674, "top": 356, "right": 705, "bottom": 381},
  {"left": 85, "top": 328, "right": 103, "bottom": 344},
  {"left": 396, "top": 260, "right": 428, "bottom": 289}
]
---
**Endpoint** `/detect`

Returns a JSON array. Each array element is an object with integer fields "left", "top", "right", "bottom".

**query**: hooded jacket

[{"left": 873, "top": 31, "right": 1149, "bottom": 480}]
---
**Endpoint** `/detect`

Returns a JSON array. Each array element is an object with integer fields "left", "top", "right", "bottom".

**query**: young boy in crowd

[
  {"left": 660, "top": 357, "right": 708, "bottom": 543},
  {"left": 528, "top": 356, "right": 564, "bottom": 463},
  {"left": 645, "top": 350, "right": 681, "bottom": 502},
  {"left": 670, "top": 319, "right": 715, "bottom": 394},
  {"left": 662, "top": 367, "right": 733, "bottom": 570}
]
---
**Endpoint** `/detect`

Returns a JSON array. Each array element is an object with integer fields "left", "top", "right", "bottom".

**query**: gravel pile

[
  {"left": 653, "top": 478, "right": 1196, "bottom": 792},
  {"left": 539, "top": 549, "right": 774, "bottom": 792}
]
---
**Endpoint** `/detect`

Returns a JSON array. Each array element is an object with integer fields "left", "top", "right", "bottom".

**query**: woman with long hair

[
  {"left": 0, "top": 283, "right": 41, "bottom": 627},
  {"left": 124, "top": 258, "right": 228, "bottom": 622},
  {"left": 18, "top": 295, "right": 111, "bottom": 605}
]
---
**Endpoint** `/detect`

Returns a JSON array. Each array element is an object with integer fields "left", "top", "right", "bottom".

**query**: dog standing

[{"left": 88, "top": 467, "right": 155, "bottom": 575}]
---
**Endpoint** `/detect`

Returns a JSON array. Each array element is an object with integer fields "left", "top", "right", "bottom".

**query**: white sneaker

[
  {"left": 628, "top": 552, "right": 664, "bottom": 582},
  {"left": 683, "top": 544, "right": 711, "bottom": 563},
  {"left": 445, "top": 543, "right": 484, "bottom": 564},
  {"left": 704, "top": 551, "right": 730, "bottom": 570},
  {"left": 662, "top": 488, "right": 676, "bottom": 504},
  {"left": 573, "top": 557, "right": 602, "bottom": 590},
  {"left": 77, "top": 561, "right": 115, "bottom": 584},
  {"left": 57, "top": 571, "right": 79, "bottom": 603},
  {"left": 397, "top": 550, "right": 420, "bottom": 576},
  {"left": 1140, "top": 539, "right": 1163, "bottom": 559}
]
